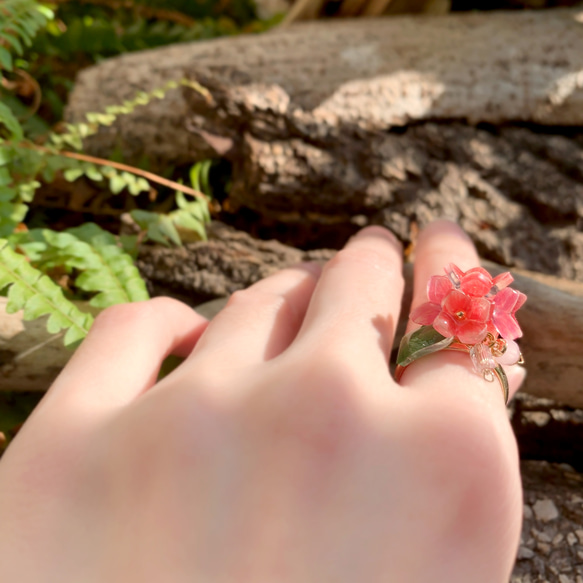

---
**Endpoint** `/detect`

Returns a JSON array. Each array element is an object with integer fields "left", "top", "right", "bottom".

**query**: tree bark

[
  {"left": 66, "top": 10, "right": 583, "bottom": 283},
  {"left": 67, "top": 8, "right": 583, "bottom": 166}
]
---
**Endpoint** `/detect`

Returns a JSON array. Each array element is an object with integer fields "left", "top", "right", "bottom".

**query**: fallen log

[
  {"left": 65, "top": 10, "right": 583, "bottom": 284},
  {"left": 3, "top": 224, "right": 583, "bottom": 409},
  {"left": 68, "top": 8, "right": 583, "bottom": 167}
]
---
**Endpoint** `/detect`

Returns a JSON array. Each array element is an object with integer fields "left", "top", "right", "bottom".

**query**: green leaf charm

[{"left": 396, "top": 326, "right": 455, "bottom": 367}]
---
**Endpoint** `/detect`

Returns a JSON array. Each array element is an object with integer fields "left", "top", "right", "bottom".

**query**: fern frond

[
  {"left": 0, "top": 239, "right": 93, "bottom": 346},
  {"left": 128, "top": 159, "right": 213, "bottom": 246},
  {"left": 0, "top": 0, "right": 53, "bottom": 71},
  {"left": 42, "top": 224, "right": 150, "bottom": 309},
  {"left": 49, "top": 79, "right": 197, "bottom": 152},
  {"left": 0, "top": 102, "right": 23, "bottom": 141}
]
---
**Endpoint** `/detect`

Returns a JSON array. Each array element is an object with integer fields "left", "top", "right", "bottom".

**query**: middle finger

[{"left": 293, "top": 226, "right": 404, "bottom": 378}]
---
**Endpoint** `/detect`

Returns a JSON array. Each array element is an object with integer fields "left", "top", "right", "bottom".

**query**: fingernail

[
  {"left": 290, "top": 262, "right": 322, "bottom": 278},
  {"left": 353, "top": 225, "right": 403, "bottom": 251}
]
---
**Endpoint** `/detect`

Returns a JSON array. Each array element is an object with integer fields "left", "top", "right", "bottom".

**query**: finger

[
  {"left": 400, "top": 220, "right": 523, "bottom": 408},
  {"left": 39, "top": 297, "right": 209, "bottom": 418},
  {"left": 185, "top": 263, "right": 321, "bottom": 367},
  {"left": 294, "top": 226, "right": 404, "bottom": 376},
  {"left": 407, "top": 220, "right": 480, "bottom": 334},
  {"left": 507, "top": 364, "right": 526, "bottom": 401}
]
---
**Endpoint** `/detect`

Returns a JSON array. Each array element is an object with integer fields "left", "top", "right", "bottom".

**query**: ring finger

[{"left": 398, "top": 220, "right": 524, "bottom": 405}]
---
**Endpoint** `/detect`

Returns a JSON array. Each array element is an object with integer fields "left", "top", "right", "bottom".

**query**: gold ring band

[{"left": 394, "top": 342, "right": 509, "bottom": 405}]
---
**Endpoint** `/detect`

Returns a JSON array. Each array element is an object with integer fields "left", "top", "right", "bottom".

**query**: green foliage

[
  {"left": 6, "top": 221, "right": 151, "bottom": 337},
  {"left": 19, "top": 0, "right": 273, "bottom": 126},
  {"left": 0, "top": 0, "right": 53, "bottom": 72},
  {"left": 0, "top": 238, "right": 94, "bottom": 346},
  {"left": 0, "top": 1, "right": 216, "bottom": 351},
  {"left": 130, "top": 161, "right": 212, "bottom": 246},
  {"left": 50, "top": 78, "right": 207, "bottom": 151},
  {"left": 41, "top": 223, "right": 150, "bottom": 308},
  {"left": 0, "top": 79, "right": 208, "bottom": 236},
  {"left": 0, "top": 392, "right": 43, "bottom": 442}
]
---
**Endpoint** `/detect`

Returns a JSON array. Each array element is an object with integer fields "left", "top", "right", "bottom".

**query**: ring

[{"left": 395, "top": 263, "right": 526, "bottom": 405}]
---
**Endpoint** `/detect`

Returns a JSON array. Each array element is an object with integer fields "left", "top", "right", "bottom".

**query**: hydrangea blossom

[{"left": 411, "top": 263, "right": 525, "bottom": 347}]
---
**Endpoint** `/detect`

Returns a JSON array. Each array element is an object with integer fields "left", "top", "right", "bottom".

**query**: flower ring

[{"left": 395, "top": 264, "right": 526, "bottom": 404}]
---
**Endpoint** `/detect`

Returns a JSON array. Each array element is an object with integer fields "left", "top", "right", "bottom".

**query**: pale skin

[{"left": 0, "top": 220, "right": 524, "bottom": 583}]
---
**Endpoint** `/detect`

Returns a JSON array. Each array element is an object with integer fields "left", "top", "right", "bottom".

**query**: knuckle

[
  {"left": 223, "top": 288, "right": 297, "bottom": 327},
  {"left": 257, "top": 359, "right": 368, "bottom": 461},
  {"left": 92, "top": 300, "right": 153, "bottom": 330},
  {"left": 108, "top": 388, "right": 230, "bottom": 481},
  {"left": 226, "top": 288, "right": 283, "bottom": 313}
]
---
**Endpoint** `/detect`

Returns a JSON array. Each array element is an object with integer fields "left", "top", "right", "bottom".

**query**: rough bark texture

[
  {"left": 222, "top": 122, "right": 583, "bottom": 284},
  {"left": 67, "top": 9, "right": 583, "bottom": 166},
  {"left": 510, "top": 392, "right": 583, "bottom": 581},
  {"left": 65, "top": 11, "right": 583, "bottom": 284}
]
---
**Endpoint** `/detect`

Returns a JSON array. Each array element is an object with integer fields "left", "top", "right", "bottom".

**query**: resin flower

[
  {"left": 491, "top": 287, "right": 526, "bottom": 340},
  {"left": 446, "top": 264, "right": 514, "bottom": 297},
  {"left": 430, "top": 288, "right": 492, "bottom": 344},
  {"left": 410, "top": 263, "right": 522, "bottom": 345}
]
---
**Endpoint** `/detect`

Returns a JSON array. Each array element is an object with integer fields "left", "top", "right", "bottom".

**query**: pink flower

[
  {"left": 492, "top": 287, "right": 526, "bottom": 340},
  {"left": 446, "top": 264, "right": 513, "bottom": 297},
  {"left": 411, "top": 263, "right": 522, "bottom": 345}
]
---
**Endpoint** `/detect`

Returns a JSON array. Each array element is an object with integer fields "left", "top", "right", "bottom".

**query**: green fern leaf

[
  {"left": 0, "top": 200, "right": 27, "bottom": 237},
  {"left": 0, "top": 186, "right": 16, "bottom": 202},
  {"left": 8, "top": 228, "right": 48, "bottom": 262},
  {"left": 0, "top": 32, "right": 23, "bottom": 55},
  {"left": 0, "top": 239, "right": 93, "bottom": 346},
  {"left": 0, "top": 101, "right": 24, "bottom": 141},
  {"left": 0, "top": 47, "right": 13, "bottom": 71},
  {"left": 130, "top": 209, "right": 182, "bottom": 246},
  {"left": 43, "top": 225, "right": 149, "bottom": 308}
]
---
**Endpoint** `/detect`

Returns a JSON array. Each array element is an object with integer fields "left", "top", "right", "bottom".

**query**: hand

[{"left": 0, "top": 221, "right": 524, "bottom": 583}]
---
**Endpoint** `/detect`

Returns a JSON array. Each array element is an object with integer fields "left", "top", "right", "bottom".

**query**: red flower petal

[
  {"left": 492, "top": 271, "right": 513, "bottom": 290},
  {"left": 427, "top": 275, "right": 453, "bottom": 304},
  {"left": 493, "top": 311, "right": 522, "bottom": 340},
  {"left": 446, "top": 263, "right": 464, "bottom": 283},
  {"left": 466, "top": 297, "right": 492, "bottom": 323},
  {"left": 433, "top": 312, "right": 457, "bottom": 337},
  {"left": 457, "top": 321, "right": 488, "bottom": 344},
  {"left": 411, "top": 302, "right": 441, "bottom": 325},
  {"left": 443, "top": 289, "right": 471, "bottom": 315},
  {"left": 460, "top": 268, "right": 492, "bottom": 297},
  {"left": 514, "top": 291, "right": 527, "bottom": 311},
  {"left": 494, "top": 287, "right": 519, "bottom": 312}
]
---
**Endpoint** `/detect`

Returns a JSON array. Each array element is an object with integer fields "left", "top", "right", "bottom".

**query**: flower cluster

[{"left": 411, "top": 263, "right": 526, "bottom": 374}]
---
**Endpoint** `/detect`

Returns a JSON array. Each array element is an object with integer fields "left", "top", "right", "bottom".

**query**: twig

[
  {"left": 1, "top": 69, "right": 42, "bottom": 119},
  {"left": 58, "top": 150, "right": 210, "bottom": 201},
  {"left": 15, "top": 143, "right": 211, "bottom": 203},
  {"left": 13, "top": 332, "right": 64, "bottom": 363}
]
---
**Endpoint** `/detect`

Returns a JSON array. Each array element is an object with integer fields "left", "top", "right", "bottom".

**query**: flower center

[{"left": 455, "top": 310, "right": 466, "bottom": 320}]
